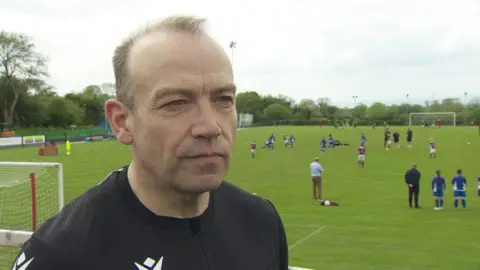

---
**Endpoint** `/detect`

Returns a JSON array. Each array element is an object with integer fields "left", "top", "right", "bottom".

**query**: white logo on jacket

[
  {"left": 134, "top": 257, "right": 163, "bottom": 270},
  {"left": 12, "top": 252, "right": 34, "bottom": 270}
]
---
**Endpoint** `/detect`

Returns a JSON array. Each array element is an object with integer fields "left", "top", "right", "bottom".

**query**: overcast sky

[{"left": 1, "top": 0, "right": 479, "bottom": 107}]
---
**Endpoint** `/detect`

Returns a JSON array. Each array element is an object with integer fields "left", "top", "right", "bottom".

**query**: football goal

[
  {"left": 0, "top": 162, "right": 64, "bottom": 269},
  {"left": 238, "top": 113, "right": 254, "bottom": 129},
  {"left": 408, "top": 112, "right": 456, "bottom": 127}
]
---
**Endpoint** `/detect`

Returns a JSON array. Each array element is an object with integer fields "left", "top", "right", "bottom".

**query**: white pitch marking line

[{"left": 289, "top": 226, "right": 326, "bottom": 250}]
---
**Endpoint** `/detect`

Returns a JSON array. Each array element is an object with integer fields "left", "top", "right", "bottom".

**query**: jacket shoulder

[{"left": 216, "top": 181, "right": 280, "bottom": 221}]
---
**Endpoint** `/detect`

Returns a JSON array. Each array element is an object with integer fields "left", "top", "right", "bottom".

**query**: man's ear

[{"left": 105, "top": 99, "right": 133, "bottom": 145}]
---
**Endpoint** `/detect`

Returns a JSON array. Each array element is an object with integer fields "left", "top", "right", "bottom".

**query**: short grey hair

[{"left": 112, "top": 15, "right": 207, "bottom": 109}]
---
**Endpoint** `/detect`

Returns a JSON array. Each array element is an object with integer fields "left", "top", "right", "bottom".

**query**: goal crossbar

[{"left": 408, "top": 112, "right": 456, "bottom": 127}]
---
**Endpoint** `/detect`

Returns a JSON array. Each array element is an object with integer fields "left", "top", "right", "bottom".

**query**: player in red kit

[
  {"left": 358, "top": 143, "right": 366, "bottom": 168},
  {"left": 429, "top": 139, "right": 436, "bottom": 159},
  {"left": 250, "top": 140, "right": 256, "bottom": 158}
]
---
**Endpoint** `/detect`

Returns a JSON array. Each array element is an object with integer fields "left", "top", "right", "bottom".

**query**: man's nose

[{"left": 191, "top": 103, "right": 222, "bottom": 139}]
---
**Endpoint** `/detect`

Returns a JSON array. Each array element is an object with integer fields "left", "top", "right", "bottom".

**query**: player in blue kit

[
  {"left": 452, "top": 169, "right": 467, "bottom": 209},
  {"left": 263, "top": 133, "right": 275, "bottom": 149},
  {"left": 289, "top": 135, "right": 295, "bottom": 148},
  {"left": 328, "top": 134, "right": 334, "bottom": 148},
  {"left": 361, "top": 133, "right": 367, "bottom": 144},
  {"left": 432, "top": 170, "right": 446, "bottom": 210},
  {"left": 320, "top": 137, "right": 327, "bottom": 154}
]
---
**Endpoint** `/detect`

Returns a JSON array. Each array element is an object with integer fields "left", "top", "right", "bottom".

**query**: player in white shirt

[{"left": 310, "top": 157, "right": 324, "bottom": 201}]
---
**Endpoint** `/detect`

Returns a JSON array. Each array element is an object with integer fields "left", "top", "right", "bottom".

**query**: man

[
  {"left": 393, "top": 131, "right": 400, "bottom": 148},
  {"left": 405, "top": 163, "right": 421, "bottom": 208},
  {"left": 477, "top": 176, "right": 480, "bottom": 197},
  {"left": 384, "top": 128, "right": 391, "bottom": 150},
  {"left": 432, "top": 170, "right": 446, "bottom": 210},
  {"left": 283, "top": 135, "right": 290, "bottom": 148},
  {"left": 358, "top": 143, "right": 366, "bottom": 168},
  {"left": 320, "top": 137, "right": 327, "bottom": 154},
  {"left": 265, "top": 133, "right": 275, "bottom": 149},
  {"left": 289, "top": 135, "right": 295, "bottom": 148},
  {"left": 250, "top": 140, "right": 256, "bottom": 158},
  {"left": 406, "top": 128, "right": 413, "bottom": 148},
  {"left": 13, "top": 16, "right": 288, "bottom": 270},
  {"left": 452, "top": 169, "right": 467, "bottom": 209},
  {"left": 361, "top": 133, "right": 367, "bottom": 145},
  {"left": 429, "top": 139, "right": 437, "bottom": 159},
  {"left": 328, "top": 134, "right": 334, "bottom": 148},
  {"left": 310, "top": 157, "right": 324, "bottom": 200}
]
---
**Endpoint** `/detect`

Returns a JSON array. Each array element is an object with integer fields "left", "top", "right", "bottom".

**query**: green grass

[{"left": 1, "top": 126, "right": 479, "bottom": 270}]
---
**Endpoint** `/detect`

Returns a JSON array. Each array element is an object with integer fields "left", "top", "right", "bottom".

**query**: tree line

[
  {"left": 236, "top": 92, "right": 480, "bottom": 126},
  {"left": 0, "top": 31, "right": 114, "bottom": 129},
  {"left": 1, "top": 30, "right": 479, "bottom": 129}
]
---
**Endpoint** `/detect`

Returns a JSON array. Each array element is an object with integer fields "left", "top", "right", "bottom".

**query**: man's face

[{"left": 111, "top": 32, "right": 237, "bottom": 194}]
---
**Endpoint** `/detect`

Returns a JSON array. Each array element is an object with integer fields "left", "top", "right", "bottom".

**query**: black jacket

[
  {"left": 405, "top": 168, "right": 421, "bottom": 186},
  {"left": 12, "top": 166, "right": 288, "bottom": 270}
]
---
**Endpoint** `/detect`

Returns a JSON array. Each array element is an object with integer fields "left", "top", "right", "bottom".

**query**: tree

[
  {"left": 471, "top": 108, "right": 480, "bottom": 121},
  {"left": 353, "top": 104, "right": 368, "bottom": 119},
  {"left": 297, "top": 99, "right": 317, "bottom": 120},
  {"left": 0, "top": 31, "right": 48, "bottom": 124},
  {"left": 46, "top": 97, "right": 83, "bottom": 127},
  {"left": 235, "top": 91, "right": 263, "bottom": 114},
  {"left": 367, "top": 102, "right": 388, "bottom": 121},
  {"left": 264, "top": 103, "right": 292, "bottom": 121}
]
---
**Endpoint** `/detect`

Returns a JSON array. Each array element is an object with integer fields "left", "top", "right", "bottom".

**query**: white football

[{"left": 324, "top": 200, "right": 331, "bottom": 206}]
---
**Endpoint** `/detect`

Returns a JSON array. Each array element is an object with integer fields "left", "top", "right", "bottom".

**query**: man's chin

[{"left": 177, "top": 175, "right": 223, "bottom": 194}]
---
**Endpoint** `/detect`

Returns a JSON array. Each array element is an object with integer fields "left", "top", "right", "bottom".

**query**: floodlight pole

[
  {"left": 352, "top": 96, "right": 358, "bottom": 120},
  {"left": 229, "top": 41, "right": 236, "bottom": 72},
  {"left": 406, "top": 94, "right": 409, "bottom": 125}
]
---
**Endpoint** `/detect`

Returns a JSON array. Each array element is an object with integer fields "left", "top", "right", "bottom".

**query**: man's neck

[{"left": 127, "top": 162, "right": 210, "bottom": 219}]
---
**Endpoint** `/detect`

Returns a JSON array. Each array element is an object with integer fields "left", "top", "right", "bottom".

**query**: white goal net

[
  {"left": 409, "top": 112, "right": 456, "bottom": 127},
  {"left": 0, "top": 162, "right": 64, "bottom": 269},
  {"left": 238, "top": 113, "right": 254, "bottom": 129}
]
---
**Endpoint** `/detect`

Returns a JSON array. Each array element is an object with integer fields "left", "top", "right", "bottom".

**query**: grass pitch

[{"left": 0, "top": 126, "right": 479, "bottom": 270}]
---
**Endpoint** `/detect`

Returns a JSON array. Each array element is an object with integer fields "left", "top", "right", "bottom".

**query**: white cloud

[{"left": 1, "top": 0, "right": 479, "bottom": 106}]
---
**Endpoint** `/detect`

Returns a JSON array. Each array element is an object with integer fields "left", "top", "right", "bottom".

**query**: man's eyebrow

[
  {"left": 151, "top": 88, "right": 195, "bottom": 101},
  {"left": 151, "top": 84, "right": 237, "bottom": 100},
  {"left": 213, "top": 83, "right": 237, "bottom": 95}
]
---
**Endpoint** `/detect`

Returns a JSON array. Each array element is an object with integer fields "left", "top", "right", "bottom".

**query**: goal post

[
  {"left": 408, "top": 112, "right": 456, "bottom": 127},
  {"left": 0, "top": 162, "right": 64, "bottom": 269},
  {"left": 238, "top": 113, "right": 254, "bottom": 129}
]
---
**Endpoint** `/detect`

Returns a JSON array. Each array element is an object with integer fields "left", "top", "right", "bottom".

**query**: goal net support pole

[
  {"left": 408, "top": 112, "right": 456, "bottom": 127},
  {"left": 0, "top": 162, "right": 64, "bottom": 268}
]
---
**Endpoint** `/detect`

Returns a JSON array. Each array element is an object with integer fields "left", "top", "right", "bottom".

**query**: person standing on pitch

[
  {"left": 310, "top": 157, "right": 324, "bottom": 200},
  {"left": 405, "top": 163, "right": 422, "bottom": 208},
  {"left": 477, "top": 176, "right": 480, "bottom": 197},
  {"left": 452, "top": 169, "right": 467, "bottom": 209},
  {"left": 65, "top": 139, "right": 71, "bottom": 156},
  {"left": 12, "top": 15, "right": 288, "bottom": 270},
  {"left": 406, "top": 128, "right": 413, "bottom": 148},
  {"left": 432, "top": 170, "right": 446, "bottom": 210}
]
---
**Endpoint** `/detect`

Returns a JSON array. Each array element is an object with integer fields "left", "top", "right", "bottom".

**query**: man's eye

[
  {"left": 163, "top": 100, "right": 189, "bottom": 109},
  {"left": 216, "top": 96, "right": 234, "bottom": 104}
]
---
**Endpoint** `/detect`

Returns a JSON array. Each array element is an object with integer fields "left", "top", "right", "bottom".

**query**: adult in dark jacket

[{"left": 405, "top": 163, "right": 422, "bottom": 208}]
